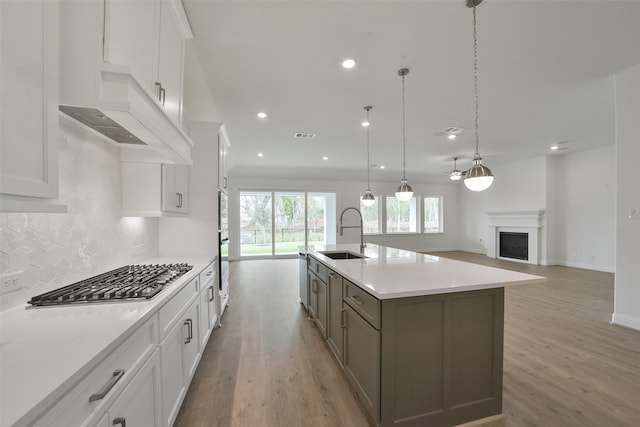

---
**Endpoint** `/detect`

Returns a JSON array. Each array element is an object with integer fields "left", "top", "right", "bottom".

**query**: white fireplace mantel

[{"left": 487, "top": 210, "right": 545, "bottom": 264}]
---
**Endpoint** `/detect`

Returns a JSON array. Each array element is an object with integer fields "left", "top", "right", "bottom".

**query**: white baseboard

[
  {"left": 611, "top": 313, "right": 640, "bottom": 331},
  {"left": 562, "top": 260, "right": 615, "bottom": 273}
]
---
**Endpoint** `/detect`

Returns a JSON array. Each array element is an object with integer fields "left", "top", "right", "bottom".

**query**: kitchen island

[{"left": 306, "top": 244, "right": 545, "bottom": 427}]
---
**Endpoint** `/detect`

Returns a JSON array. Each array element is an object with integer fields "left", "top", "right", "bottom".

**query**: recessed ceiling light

[
  {"left": 361, "top": 120, "right": 370, "bottom": 127},
  {"left": 322, "top": 156, "right": 328, "bottom": 161},
  {"left": 447, "top": 134, "right": 457, "bottom": 140},
  {"left": 341, "top": 59, "right": 356, "bottom": 69},
  {"left": 257, "top": 112, "right": 267, "bottom": 119},
  {"left": 550, "top": 145, "right": 560, "bottom": 150},
  {"left": 380, "top": 165, "right": 386, "bottom": 169},
  {"left": 257, "top": 152, "right": 264, "bottom": 157}
]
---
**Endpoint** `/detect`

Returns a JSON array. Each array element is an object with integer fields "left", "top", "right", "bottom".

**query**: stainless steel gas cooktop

[{"left": 27, "top": 263, "right": 193, "bottom": 307}]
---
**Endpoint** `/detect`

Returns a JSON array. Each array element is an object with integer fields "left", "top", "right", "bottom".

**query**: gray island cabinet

[{"left": 306, "top": 245, "right": 543, "bottom": 427}]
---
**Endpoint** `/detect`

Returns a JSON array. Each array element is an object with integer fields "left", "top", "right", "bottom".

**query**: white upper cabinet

[
  {"left": 121, "top": 162, "right": 189, "bottom": 216},
  {"left": 157, "top": 1, "right": 185, "bottom": 126},
  {"left": 0, "top": 0, "right": 65, "bottom": 212},
  {"left": 103, "top": 0, "right": 184, "bottom": 127},
  {"left": 103, "top": 0, "right": 157, "bottom": 95},
  {"left": 162, "top": 164, "right": 189, "bottom": 214},
  {"left": 59, "top": 0, "right": 194, "bottom": 165}
]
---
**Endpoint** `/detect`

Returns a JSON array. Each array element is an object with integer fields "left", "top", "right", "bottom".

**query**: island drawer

[
  {"left": 344, "top": 280, "right": 380, "bottom": 329},
  {"left": 309, "top": 256, "right": 327, "bottom": 281}
]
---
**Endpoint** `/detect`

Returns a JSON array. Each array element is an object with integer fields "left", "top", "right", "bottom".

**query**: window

[
  {"left": 423, "top": 196, "right": 443, "bottom": 233},
  {"left": 360, "top": 195, "right": 381, "bottom": 235},
  {"left": 386, "top": 196, "right": 418, "bottom": 233}
]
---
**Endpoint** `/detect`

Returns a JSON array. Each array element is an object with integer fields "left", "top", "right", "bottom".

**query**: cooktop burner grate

[{"left": 27, "top": 263, "right": 193, "bottom": 307}]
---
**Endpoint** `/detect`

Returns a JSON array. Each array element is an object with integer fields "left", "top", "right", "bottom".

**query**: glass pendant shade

[
  {"left": 395, "top": 179, "right": 413, "bottom": 201},
  {"left": 361, "top": 190, "right": 375, "bottom": 207},
  {"left": 464, "top": 154, "right": 494, "bottom": 191}
]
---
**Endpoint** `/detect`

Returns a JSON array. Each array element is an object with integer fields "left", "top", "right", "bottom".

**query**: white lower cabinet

[
  {"left": 106, "top": 349, "right": 163, "bottom": 427},
  {"left": 32, "top": 316, "right": 158, "bottom": 427},
  {"left": 160, "top": 297, "right": 201, "bottom": 427},
  {"left": 198, "top": 262, "right": 218, "bottom": 349},
  {"left": 24, "top": 261, "right": 219, "bottom": 427}
]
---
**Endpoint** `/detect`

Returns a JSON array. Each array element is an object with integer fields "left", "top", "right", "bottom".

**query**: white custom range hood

[{"left": 59, "top": 0, "right": 193, "bottom": 164}]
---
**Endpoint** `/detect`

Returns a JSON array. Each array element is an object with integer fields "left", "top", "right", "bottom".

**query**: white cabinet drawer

[
  {"left": 199, "top": 261, "right": 216, "bottom": 286},
  {"left": 33, "top": 316, "right": 158, "bottom": 427},
  {"left": 158, "top": 277, "right": 199, "bottom": 339}
]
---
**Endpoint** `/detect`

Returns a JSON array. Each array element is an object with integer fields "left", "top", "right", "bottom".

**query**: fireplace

[
  {"left": 487, "top": 210, "right": 544, "bottom": 265},
  {"left": 499, "top": 232, "right": 528, "bottom": 261}
]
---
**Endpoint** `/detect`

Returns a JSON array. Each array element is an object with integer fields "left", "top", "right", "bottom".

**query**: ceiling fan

[{"left": 447, "top": 157, "right": 466, "bottom": 181}]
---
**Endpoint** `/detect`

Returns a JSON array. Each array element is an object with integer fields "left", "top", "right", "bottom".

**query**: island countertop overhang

[{"left": 308, "top": 243, "right": 545, "bottom": 299}]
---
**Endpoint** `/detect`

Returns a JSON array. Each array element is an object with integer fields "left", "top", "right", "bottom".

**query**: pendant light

[
  {"left": 395, "top": 68, "right": 413, "bottom": 201},
  {"left": 464, "top": 0, "right": 494, "bottom": 192},
  {"left": 361, "top": 106, "right": 376, "bottom": 207}
]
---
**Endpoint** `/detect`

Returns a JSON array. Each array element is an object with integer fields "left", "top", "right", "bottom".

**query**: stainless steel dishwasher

[{"left": 299, "top": 251, "right": 308, "bottom": 310}]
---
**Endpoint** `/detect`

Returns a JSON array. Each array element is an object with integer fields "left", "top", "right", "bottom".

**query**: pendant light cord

[
  {"left": 401, "top": 72, "right": 407, "bottom": 180},
  {"left": 366, "top": 107, "right": 371, "bottom": 189},
  {"left": 473, "top": 5, "right": 480, "bottom": 156}
]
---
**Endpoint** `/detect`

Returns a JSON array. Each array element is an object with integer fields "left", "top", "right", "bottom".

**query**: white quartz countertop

[
  {"left": 0, "top": 255, "right": 215, "bottom": 427},
  {"left": 309, "top": 244, "right": 545, "bottom": 299}
]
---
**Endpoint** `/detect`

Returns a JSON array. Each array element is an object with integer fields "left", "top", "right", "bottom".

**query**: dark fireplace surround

[{"left": 499, "top": 232, "right": 528, "bottom": 261}]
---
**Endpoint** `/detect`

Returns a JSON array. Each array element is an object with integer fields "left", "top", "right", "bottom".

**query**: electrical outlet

[
  {"left": 0, "top": 271, "right": 23, "bottom": 296},
  {"left": 629, "top": 208, "right": 640, "bottom": 220}
]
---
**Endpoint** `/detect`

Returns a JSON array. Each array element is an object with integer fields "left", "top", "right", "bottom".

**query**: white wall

[
  {"left": 553, "top": 145, "right": 616, "bottom": 272},
  {"left": 458, "top": 150, "right": 616, "bottom": 272},
  {"left": 228, "top": 176, "right": 461, "bottom": 259},
  {"left": 0, "top": 119, "right": 159, "bottom": 311},
  {"left": 613, "top": 64, "right": 640, "bottom": 330},
  {"left": 159, "top": 121, "right": 220, "bottom": 257}
]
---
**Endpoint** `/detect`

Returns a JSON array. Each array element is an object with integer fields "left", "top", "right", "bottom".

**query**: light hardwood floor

[{"left": 174, "top": 253, "right": 640, "bottom": 427}]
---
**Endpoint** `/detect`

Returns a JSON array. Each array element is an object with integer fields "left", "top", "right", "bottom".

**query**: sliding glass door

[
  {"left": 274, "top": 192, "right": 305, "bottom": 255},
  {"left": 239, "top": 190, "right": 336, "bottom": 258}
]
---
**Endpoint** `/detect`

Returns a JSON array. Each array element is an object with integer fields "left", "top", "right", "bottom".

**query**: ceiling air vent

[
  {"left": 443, "top": 126, "right": 465, "bottom": 134},
  {"left": 294, "top": 132, "right": 316, "bottom": 140}
]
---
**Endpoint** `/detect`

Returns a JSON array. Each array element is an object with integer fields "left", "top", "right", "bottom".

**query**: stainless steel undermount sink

[{"left": 318, "top": 251, "right": 367, "bottom": 260}]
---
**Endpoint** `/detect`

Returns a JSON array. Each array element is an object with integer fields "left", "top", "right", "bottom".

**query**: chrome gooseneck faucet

[{"left": 339, "top": 207, "right": 366, "bottom": 253}]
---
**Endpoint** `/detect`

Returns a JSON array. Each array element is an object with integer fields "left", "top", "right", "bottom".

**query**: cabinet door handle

[
  {"left": 351, "top": 295, "right": 364, "bottom": 305},
  {"left": 312, "top": 279, "right": 318, "bottom": 294},
  {"left": 341, "top": 309, "right": 346, "bottom": 328},
  {"left": 160, "top": 87, "right": 166, "bottom": 105},
  {"left": 209, "top": 285, "right": 215, "bottom": 302},
  {"left": 176, "top": 192, "right": 183, "bottom": 208},
  {"left": 113, "top": 417, "right": 126, "bottom": 427},
  {"left": 184, "top": 319, "right": 193, "bottom": 344},
  {"left": 154, "top": 81, "right": 162, "bottom": 100},
  {"left": 89, "top": 369, "right": 125, "bottom": 403}
]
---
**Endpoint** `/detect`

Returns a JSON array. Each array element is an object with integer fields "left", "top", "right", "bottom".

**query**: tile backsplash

[{"left": 0, "top": 118, "right": 159, "bottom": 311}]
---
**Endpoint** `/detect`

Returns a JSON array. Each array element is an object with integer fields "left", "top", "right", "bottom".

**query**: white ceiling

[{"left": 182, "top": 0, "right": 640, "bottom": 183}]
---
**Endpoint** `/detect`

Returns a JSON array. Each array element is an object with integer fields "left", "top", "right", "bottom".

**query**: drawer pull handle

[
  {"left": 209, "top": 285, "right": 215, "bottom": 302},
  {"left": 113, "top": 417, "right": 126, "bottom": 427},
  {"left": 89, "top": 369, "right": 125, "bottom": 403},
  {"left": 351, "top": 295, "right": 364, "bottom": 305},
  {"left": 184, "top": 318, "right": 193, "bottom": 344}
]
